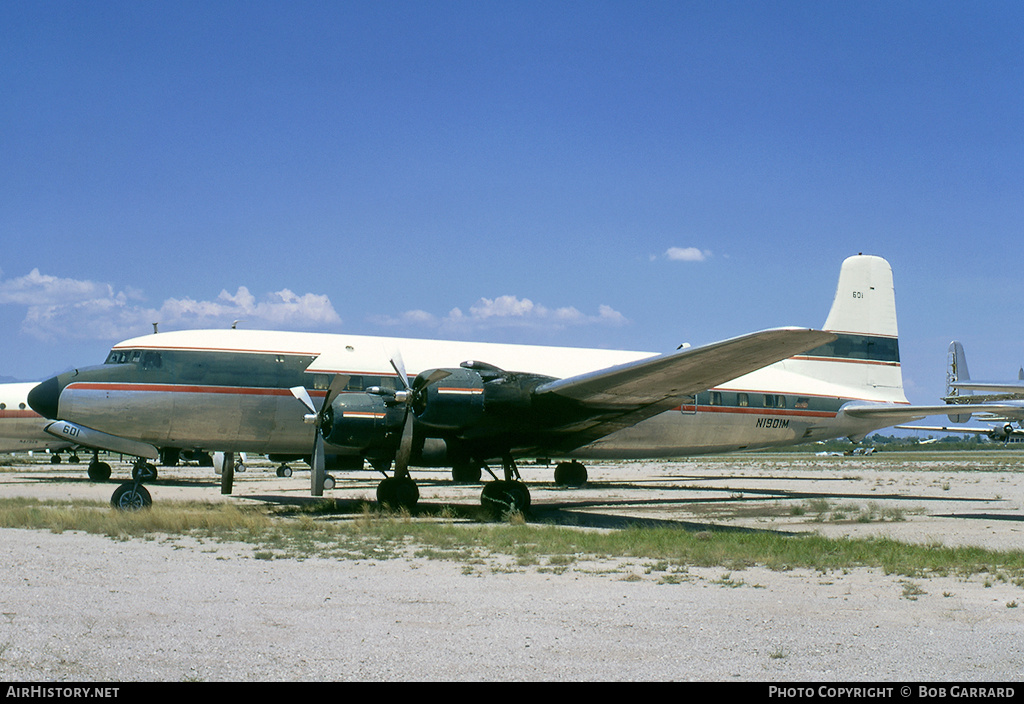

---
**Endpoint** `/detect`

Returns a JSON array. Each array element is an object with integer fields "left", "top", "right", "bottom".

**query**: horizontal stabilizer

[
  {"left": 838, "top": 402, "right": 1024, "bottom": 425},
  {"left": 949, "top": 381, "right": 1024, "bottom": 393},
  {"left": 896, "top": 425, "right": 999, "bottom": 434}
]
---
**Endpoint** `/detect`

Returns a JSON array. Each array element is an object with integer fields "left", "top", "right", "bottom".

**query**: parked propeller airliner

[
  {"left": 943, "top": 340, "right": 1024, "bottom": 417},
  {"left": 28, "top": 255, "right": 1009, "bottom": 512},
  {"left": 901, "top": 340, "right": 1024, "bottom": 438}
]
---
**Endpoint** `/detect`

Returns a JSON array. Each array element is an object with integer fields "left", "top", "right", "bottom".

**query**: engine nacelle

[
  {"left": 413, "top": 366, "right": 486, "bottom": 430},
  {"left": 320, "top": 392, "right": 405, "bottom": 456},
  {"left": 412, "top": 362, "right": 556, "bottom": 437},
  {"left": 992, "top": 423, "right": 1015, "bottom": 440}
]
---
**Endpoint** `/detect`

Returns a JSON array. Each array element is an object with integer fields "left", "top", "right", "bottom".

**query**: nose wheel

[{"left": 110, "top": 481, "right": 152, "bottom": 510}]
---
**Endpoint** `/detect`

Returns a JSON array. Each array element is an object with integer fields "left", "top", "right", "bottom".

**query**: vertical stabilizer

[
  {"left": 822, "top": 254, "right": 899, "bottom": 337},
  {"left": 946, "top": 341, "right": 971, "bottom": 423},
  {"left": 791, "top": 255, "right": 906, "bottom": 403}
]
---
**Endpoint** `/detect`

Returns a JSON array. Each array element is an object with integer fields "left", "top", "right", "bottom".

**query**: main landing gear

[
  {"left": 370, "top": 453, "right": 531, "bottom": 517},
  {"left": 553, "top": 460, "right": 588, "bottom": 487},
  {"left": 479, "top": 455, "right": 531, "bottom": 517},
  {"left": 87, "top": 450, "right": 112, "bottom": 482}
]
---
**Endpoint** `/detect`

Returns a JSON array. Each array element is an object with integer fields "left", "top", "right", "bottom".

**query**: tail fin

[
  {"left": 946, "top": 340, "right": 971, "bottom": 423},
  {"left": 793, "top": 254, "right": 907, "bottom": 403},
  {"left": 822, "top": 254, "right": 899, "bottom": 338}
]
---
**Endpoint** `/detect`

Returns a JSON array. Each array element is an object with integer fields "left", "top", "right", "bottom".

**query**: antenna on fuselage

[
  {"left": 232, "top": 320, "right": 245, "bottom": 329},
  {"left": 152, "top": 323, "right": 159, "bottom": 334}
]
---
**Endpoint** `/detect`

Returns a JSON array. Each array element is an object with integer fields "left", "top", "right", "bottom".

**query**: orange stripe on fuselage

[
  {"left": 673, "top": 405, "right": 837, "bottom": 419},
  {"left": 65, "top": 382, "right": 328, "bottom": 397}
]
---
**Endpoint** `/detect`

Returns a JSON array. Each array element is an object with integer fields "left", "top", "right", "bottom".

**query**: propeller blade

[
  {"left": 389, "top": 350, "right": 411, "bottom": 391},
  {"left": 290, "top": 386, "right": 316, "bottom": 414},
  {"left": 325, "top": 374, "right": 350, "bottom": 404},
  {"left": 310, "top": 433, "right": 326, "bottom": 496},
  {"left": 393, "top": 414, "right": 415, "bottom": 479},
  {"left": 415, "top": 368, "right": 452, "bottom": 390}
]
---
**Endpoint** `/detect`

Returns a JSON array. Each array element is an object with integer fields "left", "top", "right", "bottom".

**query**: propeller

[
  {"left": 290, "top": 374, "right": 348, "bottom": 496},
  {"left": 387, "top": 351, "right": 416, "bottom": 479},
  {"left": 367, "top": 349, "right": 450, "bottom": 479}
]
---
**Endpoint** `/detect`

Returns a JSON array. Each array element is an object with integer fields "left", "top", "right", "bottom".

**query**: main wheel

[
  {"left": 88, "top": 461, "right": 112, "bottom": 482},
  {"left": 376, "top": 477, "right": 419, "bottom": 510},
  {"left": 110, "top": 483, "right": 152, "bottom": 511},
  {"left": 554, "top": 461, "right": 587, "bottom": 487},
  {"left": 481, "top": 480, "right": 531, "bottom": 517}
]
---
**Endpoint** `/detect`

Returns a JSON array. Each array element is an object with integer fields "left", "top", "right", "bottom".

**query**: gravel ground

[{"left": 1, "top": 452, "right": 1023, "bottom": 681}]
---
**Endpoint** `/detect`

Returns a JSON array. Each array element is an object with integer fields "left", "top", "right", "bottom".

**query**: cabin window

[
  {"left": 141, "top": 351, "right": 162, "bottom": 370},
  {"left": 377, "top": 376, "right": 401, "bottom": 391},
  {"left": 737, "top": 393, "right": 748, "bottom": 407},
  {"left": 795, "top": 397, "right": 810, "bottom": 409},
  {"left": 764, "top": 394, "right": 786, "bottom": 409},
  {"left": 313, "top": 375, "right": 330, "bottom": 390},
  {"left": 710, "top": 391, "right": 722, "bottom": 406}
]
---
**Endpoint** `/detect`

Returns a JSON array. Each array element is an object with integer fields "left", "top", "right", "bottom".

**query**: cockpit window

[{"left": 105, "top": 349, "right": 157, "bottom": 366}]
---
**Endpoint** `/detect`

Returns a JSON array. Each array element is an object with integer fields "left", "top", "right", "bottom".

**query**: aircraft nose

[{"left": 28, "top": 376, "right": 62, "bottom": 419}]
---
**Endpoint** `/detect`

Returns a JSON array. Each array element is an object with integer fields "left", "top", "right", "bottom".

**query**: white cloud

[
  {"left": 373, "top": 295, "right": 628, "bottom": 333},
  {"left": 0, "top": 269, "right": 342, "bottom": 341},
  {"left": 0, "top": 268, "right": 124, "bottom": 306},
  {"left": 664, "top": 247, "right": 712, "bottom": 262},
  {"left": 159, "top": 287, "right": 341, "bottom": 327}
]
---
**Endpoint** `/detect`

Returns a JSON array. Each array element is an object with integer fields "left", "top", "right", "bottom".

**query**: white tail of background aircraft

[{"left": 946, "top": 341, "right": 972, "bottom": 423}]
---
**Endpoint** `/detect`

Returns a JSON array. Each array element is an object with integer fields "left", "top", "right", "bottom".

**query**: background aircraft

[
  {"left": 901, "top": 340, "right": 1024, "bottom": 440},
  {"left": 942, "top": 340, "right": 1024, "bottom": 424},
  {"left": 28, "top": 255, "right": 1014, "bottom": 512},
  {"left": 0, "top": 382, "right": 73, "bottom": 457}
]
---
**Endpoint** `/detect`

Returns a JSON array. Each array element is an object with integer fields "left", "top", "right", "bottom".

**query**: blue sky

[{"left": 2, "top": 1, "right": 1023, "bottom": 423}]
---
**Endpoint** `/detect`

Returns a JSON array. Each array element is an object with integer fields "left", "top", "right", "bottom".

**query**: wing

[
  {"left": 532, "top": 327, "right": 836, "bottom": 448},
  {"left": 309, "top": 327, "right": 835, "bottom": 462}
]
